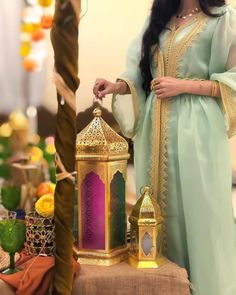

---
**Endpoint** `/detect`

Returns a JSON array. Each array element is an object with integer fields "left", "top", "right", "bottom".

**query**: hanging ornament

[
  {"left": 20, "top": 0, "right": 54, "bottom": 71},
  {"left": 37, "top": 0, "right": 53, "bottom": 7},
  {"left": 41, "top": 14, "right": 53, "bottom": 29},
  {"left": 31, "top": 29, "right": 45, "bottom": 42},
  {"left": 22, "top": 57, "right": 39, "bottom": 72},
  {"left": 20, "top": 42, "right": 31, "bottom": 57}
]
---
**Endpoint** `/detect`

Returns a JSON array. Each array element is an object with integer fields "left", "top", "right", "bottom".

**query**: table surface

[
  {"left": 72, "top": 261, "right": 190, "bottom": 295},
  {"left": 0, "top": 261, "right": 190, "bottom": 295}
]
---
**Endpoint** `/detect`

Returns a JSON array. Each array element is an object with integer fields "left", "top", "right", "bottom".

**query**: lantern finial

[
  {"left": 93, "top": 108, "right": 102, "bottom": 117},
  {"left": 141, "top": 186, "right": 151, "bottom": 195}
]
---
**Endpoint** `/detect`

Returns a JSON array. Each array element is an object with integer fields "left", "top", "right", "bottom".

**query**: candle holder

[{"left": 25, "top": 211, "right": 55, "bottom": 256}]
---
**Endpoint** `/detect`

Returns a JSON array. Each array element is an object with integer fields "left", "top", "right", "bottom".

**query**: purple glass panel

[{"left": 81, "top": 172, "right": 105, "bottom": 250}]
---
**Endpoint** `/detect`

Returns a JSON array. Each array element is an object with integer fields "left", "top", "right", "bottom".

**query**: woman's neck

[{"left": 179, "top": 0, "right": 200, "bottom": 12}]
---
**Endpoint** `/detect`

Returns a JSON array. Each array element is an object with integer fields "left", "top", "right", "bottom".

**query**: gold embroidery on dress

[
  {"left": 150, "top": 13, "right": 208, "bottom": 252},
  {"left": 219, "top": 82, "right": 236, "bottom": 138},
  {"left": 150, "top": 49, "right": 164, "bottom": 204}
]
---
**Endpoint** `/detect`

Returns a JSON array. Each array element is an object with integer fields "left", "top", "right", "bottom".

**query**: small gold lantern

[
  {"left": 128, "top": 186, "right": 167, "bottom": 268},
  {"left": 76, "top": 108, "right": 130, "bottom": 266}
]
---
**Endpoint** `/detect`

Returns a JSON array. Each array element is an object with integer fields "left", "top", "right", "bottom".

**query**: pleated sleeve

[
  {"left": 210, "top": 5, "right": 236, "bottom": 137},
  {"left": 112, "top": 19, "right": 149, "bottom": 139}
]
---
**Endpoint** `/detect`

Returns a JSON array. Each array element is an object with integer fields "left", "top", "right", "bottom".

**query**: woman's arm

[{"left": 152, "top": 77, "right": 221, "bottom": 99}]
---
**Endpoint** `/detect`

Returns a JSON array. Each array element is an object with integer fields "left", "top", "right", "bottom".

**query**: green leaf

[{"left": 1, "top": 186, "right": 21, "bottom": 211}]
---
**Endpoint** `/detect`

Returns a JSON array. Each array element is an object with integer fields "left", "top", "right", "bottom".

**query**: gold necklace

[{"left": 176, "top": 7, "right": 200, "bottom": 19}]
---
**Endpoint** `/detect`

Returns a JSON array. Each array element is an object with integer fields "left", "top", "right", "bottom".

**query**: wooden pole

[{"left": 50, "top": 1, "right": 80, "bottom": 294}]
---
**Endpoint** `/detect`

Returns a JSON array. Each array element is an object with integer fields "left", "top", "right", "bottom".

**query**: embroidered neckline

[{"left": 163, "top": 12, "right": 208, "bottom": 75}]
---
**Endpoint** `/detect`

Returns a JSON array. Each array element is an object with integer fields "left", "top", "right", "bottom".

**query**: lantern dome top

[
  {"left": 76, "top": 108, "right": 129, "bottom": 160},
  {"left": 130, "top": 186, "right": 163, "bottom": 222}
]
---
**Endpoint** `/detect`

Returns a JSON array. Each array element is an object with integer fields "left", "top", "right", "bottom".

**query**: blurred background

[{"left": 0, "top": 0, "right": 235, "bottom": 212}]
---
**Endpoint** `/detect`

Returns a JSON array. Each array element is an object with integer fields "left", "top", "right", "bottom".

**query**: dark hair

[{"left": 140, "top": 0, "right": 226, "bottom": 96}]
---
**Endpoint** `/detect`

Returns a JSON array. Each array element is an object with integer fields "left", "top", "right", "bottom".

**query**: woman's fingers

[
  {"left": 153, "top": 82, "right": 164, "bottom": 91},
  {"left": 155, "top": 88, "right": 168, "bottom": 99},
  {"left": 93, "top": 78, "right": 106, "bottom": 97},
  {"left": 93, "top": 79, "right": 116, "bottom": 99},
  {"left": 99, "top": 83, "right": 116, "bottom": 97},
  {"left": 155, "top": 89, "right": 165, "bottom": 95}
]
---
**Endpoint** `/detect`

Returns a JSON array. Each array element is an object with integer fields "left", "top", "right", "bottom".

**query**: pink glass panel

[{"left": 81, "top": 172, "right": 105, "bottom": 250}]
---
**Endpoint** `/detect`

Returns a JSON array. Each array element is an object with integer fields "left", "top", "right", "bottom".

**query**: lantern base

[
  {"left": 128, "top": 255, "right": 168, "bottom": 269},
  {"left": 76, "top": 247, "right": 128, "bottom": 266}
]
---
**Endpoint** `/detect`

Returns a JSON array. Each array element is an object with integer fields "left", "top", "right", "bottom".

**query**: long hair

[{"left": 140, "top": 0, "right": 226, "bottom": 96}]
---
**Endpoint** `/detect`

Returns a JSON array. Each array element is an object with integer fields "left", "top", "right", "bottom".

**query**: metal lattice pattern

[
  {"left": 25, "top": 211, "right": 55, "bottom": 256},
  {"left": 76, "top": 110, "right": 128, "bottom": 156}
]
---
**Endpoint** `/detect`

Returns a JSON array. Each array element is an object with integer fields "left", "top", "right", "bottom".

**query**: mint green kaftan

[{"left": 112, "top": 5, "right": 236, "bottom": 295}]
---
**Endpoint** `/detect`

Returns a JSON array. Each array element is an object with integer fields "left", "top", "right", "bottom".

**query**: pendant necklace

[{"left": 176, "top": 7, "right": 200, "bottom": 20}]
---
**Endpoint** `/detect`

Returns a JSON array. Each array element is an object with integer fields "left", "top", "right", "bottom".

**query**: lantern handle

[{"left": 93, "top": 96, "right": 103, "bottom": 106}]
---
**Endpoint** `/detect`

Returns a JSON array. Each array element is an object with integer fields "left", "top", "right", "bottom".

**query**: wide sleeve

[
  {"left": 209, "top": 5, "right": 236, "bottom": 137},
  {"left": 111, "top": 19, "right": 149, "bottom": 139}
]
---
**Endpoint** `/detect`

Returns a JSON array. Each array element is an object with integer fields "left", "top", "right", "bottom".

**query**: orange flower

[
  {"left": 37, "top": 182, "right": 55, "bottom": 198},
  {"left": 41, "top": 15, "right": 53, "bottom": 29}
]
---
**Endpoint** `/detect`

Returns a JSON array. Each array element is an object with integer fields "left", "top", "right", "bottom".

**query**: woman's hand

[
  {"left": 93, "top": 78, "right": 117, "bottom": 100},
  {"left": 93, "top": 78, "right": 128, "bottom": 100},
  {"left": 151, "top": 77, "right": 186, "bottom": 98}
]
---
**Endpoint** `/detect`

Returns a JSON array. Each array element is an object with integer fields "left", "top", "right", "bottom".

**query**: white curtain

[{"left": 0, "top": 0, "right": 45, "bottom": 114}]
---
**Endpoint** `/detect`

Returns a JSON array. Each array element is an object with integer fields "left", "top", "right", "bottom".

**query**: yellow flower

[
  {"left": 35, "top": 193, "right": 54, "bottom": 217},
  {"left": 45, "top": 143, "right": 56, "bottom": 155},
  {"left": 0, "top": 123, "right": 12, "bottom": 137},
  {"left": 29, "top": 146, "right": 43, "bottom": 163},
  {"left": 9, "top": 111, "right": 28, "bottom": 131}
]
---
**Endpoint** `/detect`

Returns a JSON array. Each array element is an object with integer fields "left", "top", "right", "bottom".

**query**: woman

[{"left": 93, "top": 0, "right": 236, "bottom": 294}]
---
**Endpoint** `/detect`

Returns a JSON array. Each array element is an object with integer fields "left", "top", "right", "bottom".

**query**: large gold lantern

[
  {"left": 76, "top": 108, "right": 130, "bottom": 266},
  {"left": 128, "top": 186, "right": 167, "bottom": 268}
]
